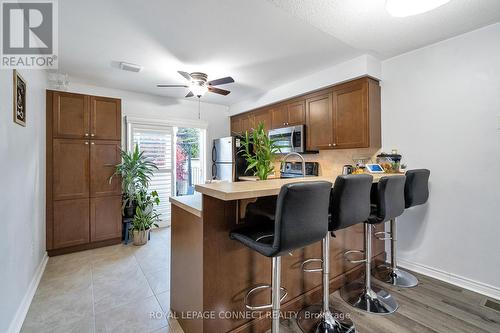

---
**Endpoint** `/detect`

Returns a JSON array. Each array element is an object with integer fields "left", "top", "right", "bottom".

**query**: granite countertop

[{"left": 195, "top": 174, "right": 401, "bottom": 201}]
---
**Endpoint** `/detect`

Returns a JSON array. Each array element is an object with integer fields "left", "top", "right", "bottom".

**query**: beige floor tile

[
  {"left": 95, "top": 295, "right": 168, "bottom": 333},
  {"left": 156, "top": 291, "right": 171, "bottom": 313},
  {"left": 145, "top": 268, "right": 170, "bottom": 294},
  {"left": 43, "top": 251, "right": 92, "bottom": 281},
  {"left": 22, "top": 283, "right": 93, "bottom": 332},
  {"left": 136, "top": 251, "right": 170, "bottom": 275},
  {"left": 93, "top": 264, "right": 153, "bottom": 313},
  {"left": 92, "top": 253, "right": 138, "bottom": 279},
  {"left": 21, "top": 313, "right": 95, "bottom": 333}
]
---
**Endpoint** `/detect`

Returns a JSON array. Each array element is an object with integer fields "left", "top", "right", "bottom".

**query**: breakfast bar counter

[{"left": 169, "top": 175, "right": 389, "bottom": 333}]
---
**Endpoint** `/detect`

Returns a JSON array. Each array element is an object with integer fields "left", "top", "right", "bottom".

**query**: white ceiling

[
  {"left": 269, "top": 0, "right": 500, "bottom": 59},
  {"left": 59, "top": 0, "right": 500, "bottom": 106}
]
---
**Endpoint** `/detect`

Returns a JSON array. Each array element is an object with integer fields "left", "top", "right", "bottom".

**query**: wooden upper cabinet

[
  {"left": 271, "top": 105, "right": 287, "bottom": 129},
  {"left": 253, "top": 110, "right": 271, "bottom": 131},
  {"left": 230, "top": 117, "right": 242, "bottom": 135},
  {"left": 306, "top": 93, "right": 333, "bottom": 151},
  {"left": 52, "top": 92, "right": 90, "bottom": 139},
  {"left": 332, "top": 81, "right": 369, "bottom": 149},
  {"left": 53, "top": 139, "right": 90, "bottom": 200},
  {"left": 90, "top": 196, "right": 122, "bottom": 242},
  {"left": 90, "top": 96, "right": 121, "bottom": 140},
  {"left": 286, "top": 100, "right": 305, "bottom": 126},
  {"left": 90, "top": 140, "right": 121, "bottom": 197},
  {"left": 240, "top": 114, "right": 253, "bottom": 134}
]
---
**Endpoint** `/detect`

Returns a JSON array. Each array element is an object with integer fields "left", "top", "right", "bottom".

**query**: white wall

[
  {"left": 229, "top": 54, "right": 381, "bottom": 114},
  {"left": 0, "top": 69, "right": 48, "bottom": 332},
  {"left": 381, "top": 23, "right": 500, "bottom": 297},
  {"left": 64, "top": 81, "right": 230, "bottom": 177}
]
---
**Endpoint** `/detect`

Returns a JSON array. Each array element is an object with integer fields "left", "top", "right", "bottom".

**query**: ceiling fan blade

[
  {"left": 208, "top": 76, "right": 234, "bottom": 86},
  {"left": 178, "top": 71, "right": 193, "bottom": 81},
  {"left": 185, "top": 91, "right": 194, "bottom": 98},
  {"left": 208, "top": 86, "right": 230, "bottom": 96},
  {"left": 156, "top": 84, "right": 188, "bottom": 88}
]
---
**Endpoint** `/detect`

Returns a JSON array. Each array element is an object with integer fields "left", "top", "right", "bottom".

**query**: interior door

[
  {"left": 52, "top": 92, "right": 90, "bottom": 139},
  {"left": 53, "top": 198, "right": 90, "bottom": 248},
  {"left": 306, "top": 93, "right": 333, "bottom": 150},
  {"left": 90, "top": 140, "right": 121, "bottom": 197},
  {"left": 90, "top": 196, "right": 122, "bottom": 242},
  {"left": 90, "top": 96, "right": 121, "bottom": 140},
  {"left": 53, "top": 139, "right": 90, "bottom": 200},
  {"left": 333, "top": 82, "right": 369, "bottom": 148}
]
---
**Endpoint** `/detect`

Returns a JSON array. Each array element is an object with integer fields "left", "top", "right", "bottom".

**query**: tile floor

[{"left": 21, "top": 227, "right": 180, "bottom": 333}]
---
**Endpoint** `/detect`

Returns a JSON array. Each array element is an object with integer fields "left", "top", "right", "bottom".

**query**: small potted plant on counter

[
  {"left": 130, "top": 189, "right": 161, "bottom": 246},
  {"left": 110, "top": 144, "right": 158, "bottom": 217},
  {"left": 240, "top": 122, "right": 281, "bottom": 180}
]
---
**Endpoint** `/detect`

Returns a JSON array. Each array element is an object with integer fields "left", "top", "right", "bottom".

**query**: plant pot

[{"left": 133, "top": 229, "right": 150, "bottom": 246}]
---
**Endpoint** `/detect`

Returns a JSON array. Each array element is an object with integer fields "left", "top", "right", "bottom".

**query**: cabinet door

[
  {"left": 52, "top": 92, "right": 90, "bottom": 139},
  {"left": 90, "top": 196, "right": 122, "bottom": 242},
  {"left": 90, "top": 140, "right": 121, "bottom": 197},
  {"left": 332, "top": 82, "right": 369, "bottom": 148},
  {"left": 271, "top": 105, "right": 287, "bottom": 129},
  {"left": 53, "top": 139, "right": 90, "bottom": 200},
  {"left": 230, "top": 117, "right": 242, "bottom": 135},
  {"left": 53, "top": 198, "right": 90, "bottom": 248},
  {"left": 241, "top": 115, "right": 254, "bottom": 134},
  {"left": 90, "top": 96, "right": 121, "bottom": 140},
  {"left": 306, "top": 93, "right": 333, "bottom": 150},
  {"left": 287, "top": 101, "right": 305, "bottom": 126},
  {"left": 254, "top": 110, "right": 272, "bottom": 131}
]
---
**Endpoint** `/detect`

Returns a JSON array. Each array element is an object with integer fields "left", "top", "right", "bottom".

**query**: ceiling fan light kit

[
  {"left": 157, "top": 71, "right": 234, "bottom": 98},
  {"left": 386, "top": 0, "right": 451, "bottom": 17}
]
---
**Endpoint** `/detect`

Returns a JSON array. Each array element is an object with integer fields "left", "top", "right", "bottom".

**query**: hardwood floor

[{"left": 21, "top": 227, "right": 500, "bottom": 333}]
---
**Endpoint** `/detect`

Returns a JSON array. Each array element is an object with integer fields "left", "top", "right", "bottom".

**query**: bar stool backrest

[
  {"left": 273, "top": 181, "right": 332, "bottom": 255},
  {"left": 372, "top": 175, "right": 406, "bottom": 223},
  {"left": 330, "top": 174, "right": 373, "bottom": 231},
  {"left": 404, "top": 169, "right": 430, "bottom": 208}
]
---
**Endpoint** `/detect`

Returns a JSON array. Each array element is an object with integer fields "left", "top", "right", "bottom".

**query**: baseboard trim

[
  {"left": 8, "top": 252, "right": 48, "bottom": 333},
  {"left": 397, "top": 258, "right": 500, "bottom": 301}
]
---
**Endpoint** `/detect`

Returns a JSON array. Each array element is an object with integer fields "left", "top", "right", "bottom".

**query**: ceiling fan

[{"left": 157, "top": 71, "right": 234, "bottom": 98}]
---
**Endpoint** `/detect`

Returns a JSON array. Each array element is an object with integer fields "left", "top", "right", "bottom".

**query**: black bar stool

[
  {"left": 374, "top": 169, "right": 430, "bottom": 288},
  {"left": 230, "top": 181, "right": 332, "bottom": 332},
  {"left": 340, "top": 175, "right": 406, "bottom": 314},
  {"left": 298, "top": 174, "right": 373, "bottom": 333}
]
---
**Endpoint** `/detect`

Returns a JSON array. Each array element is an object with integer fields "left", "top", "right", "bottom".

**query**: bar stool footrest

[
  {"left": 343, "top": 250, "right": 366, "bottom": 264},
  {"left": 301, "top": 258, "right": 323, "bottom": 273},
  {"left": 374, "top": 231, "right": 392, "bottom": 241},
  {"left": 244, "top": 284, "right": 288, "bottom": 311}
]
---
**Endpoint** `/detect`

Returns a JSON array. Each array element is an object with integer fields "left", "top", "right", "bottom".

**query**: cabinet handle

[
  {"left": 85, "top": 142, "right": 89, "bottom": 145},
  {"left": 103, "top": 163, "right": 115, "bottom": 167},
  {"left": 333, "top": 143, "right": 337, "bottom": 147},
  {"left": 84, "top": 133, "right": 89, "bottom": 137},
  {"left": 91, "top": 133, "right": 95, "bottom": 137},
  {"left": 328, "top": 143, "right": 332, "bottom": 147},
  {"left": 91, "top": 142, "right": 95, "bottom": 145}
]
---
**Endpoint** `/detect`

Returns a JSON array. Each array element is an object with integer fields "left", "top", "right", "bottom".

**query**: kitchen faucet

[{"left": 281, "top": 152, "right": 306, "bottom": 177}]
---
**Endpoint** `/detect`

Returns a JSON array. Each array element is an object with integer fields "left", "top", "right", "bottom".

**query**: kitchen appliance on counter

[
  {"left": 212, "top": 136, "right": 251, "bottom": 181},
  {"left": 268, "top": 125, "right": 305, "bottom": 154},
  {"left": 280, "top": 161, "right": 319, "bottom": 178},
  {"left": 342, "top": 165, "right": 354, "bottom": 175}
]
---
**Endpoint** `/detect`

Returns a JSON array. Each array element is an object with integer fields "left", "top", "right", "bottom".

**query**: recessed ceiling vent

[{"left": 119, "top": 62, "right": 142, "bottom": 73}]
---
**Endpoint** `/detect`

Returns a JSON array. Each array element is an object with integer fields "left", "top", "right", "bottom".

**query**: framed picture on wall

[{"left": 13, "top": 70, "right": 27, "bottom": 127}]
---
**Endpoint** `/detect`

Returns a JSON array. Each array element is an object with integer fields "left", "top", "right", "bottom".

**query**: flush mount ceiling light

[{"left": 386, "top": 0, "right": 451, "bottom": 17}]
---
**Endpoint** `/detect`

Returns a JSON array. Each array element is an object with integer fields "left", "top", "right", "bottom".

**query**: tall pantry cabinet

[{"left": 46, "top": 90, "right": 123, "bottom": 256}]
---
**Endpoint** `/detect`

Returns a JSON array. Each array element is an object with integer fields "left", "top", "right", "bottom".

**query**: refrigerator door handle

[
  {"left": 212, "top": 145, "right": 217, "bottom": 163},
  {"left": 212, "top": 163, "right": 217, "bottom": 179}
]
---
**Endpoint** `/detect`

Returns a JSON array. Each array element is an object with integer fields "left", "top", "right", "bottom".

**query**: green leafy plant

[
  {"left": 109, "top": 144, "right": 158, "bottom": 211},
  {"left": 240, "top": 122, "right": 281, "bottom": 180},
  {"left": 131, "top": 189, "right": 161, "bottom": 231}
]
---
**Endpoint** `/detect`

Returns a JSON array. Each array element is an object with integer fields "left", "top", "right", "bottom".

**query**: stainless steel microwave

[{"left": 268, "top": 125, "right": 305, "bottom": 154}]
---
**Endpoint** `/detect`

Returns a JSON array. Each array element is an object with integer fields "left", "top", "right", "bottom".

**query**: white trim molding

[
  {"left": 398, "top": 258, "right": 500, "bottom": 301},
  {"left": 8, "top": 252, "right": 48, "bottom": 333},
  {"left": 125, "top": 116, "right": 208, "bottom": 129}
]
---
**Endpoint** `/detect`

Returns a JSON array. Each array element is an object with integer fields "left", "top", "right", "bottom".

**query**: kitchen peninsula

[{"left": 169, "top": 175, "right": 390, "bottom": 333}]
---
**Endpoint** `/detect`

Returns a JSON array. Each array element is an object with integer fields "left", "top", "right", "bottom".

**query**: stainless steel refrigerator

[{"left": 211, "top": 136, "right": 249, "bottom": 181}]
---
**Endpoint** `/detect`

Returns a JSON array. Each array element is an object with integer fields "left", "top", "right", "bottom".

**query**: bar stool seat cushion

[
  {"left": 404, "top": 169, "right": 430, "bottom": 208},
  {"left": 366, "top": 175, "right": 406, "bottom": 225},
  {"left": 230, "top": 223, "right": 275, "bottom": 257}
]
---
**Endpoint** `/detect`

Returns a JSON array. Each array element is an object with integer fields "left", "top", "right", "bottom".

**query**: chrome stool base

[
  {"left": 374, "top": 266, "right": 418, "bottom": 288},
  {"left": 297, "top": 305, "right": 356, "bottom": 333},
  {"left": 340, "top": 280, "right": 398, "bottom": 315}
]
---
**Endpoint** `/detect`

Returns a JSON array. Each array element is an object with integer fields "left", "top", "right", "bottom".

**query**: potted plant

[
  {"left": 110, "top": 144, "right": 158, "bottom": 217},
  {"left": 240, "top": 122, "right": 282, "bottom": 180},
  {"left": 130, "top": 189, "right": 161, "bottom": 246}
]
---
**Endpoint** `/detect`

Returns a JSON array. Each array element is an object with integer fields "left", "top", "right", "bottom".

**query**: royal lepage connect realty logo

[{"left": 1, "top": 0, "right": 58, "bottom": 69}]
